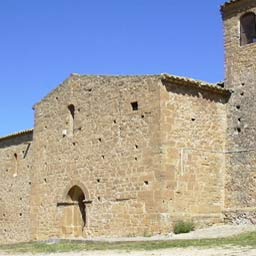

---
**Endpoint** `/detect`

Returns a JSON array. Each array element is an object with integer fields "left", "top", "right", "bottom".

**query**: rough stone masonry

[{"left": 0, "top": 0, "right": 256, "bottom": 244}]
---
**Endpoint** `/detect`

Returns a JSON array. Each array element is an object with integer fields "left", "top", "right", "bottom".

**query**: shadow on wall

[
  {"left": 0, "top": 132, "right": 33, "bottom": 148},
  {"left": 162, "top": 81, "right": 230, "bottom": 104}
]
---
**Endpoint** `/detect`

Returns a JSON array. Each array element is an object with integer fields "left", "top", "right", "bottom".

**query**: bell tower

[{"left": 221, "top": 0, "right": 256, "bottom": 220}]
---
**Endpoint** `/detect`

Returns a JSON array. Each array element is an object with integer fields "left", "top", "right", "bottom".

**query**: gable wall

[
  {"left": 30, "top": 75, "right": 167, "bottom": 240},
  {"left": 0, "top": 76, "right": 232, "bottom": 243}
]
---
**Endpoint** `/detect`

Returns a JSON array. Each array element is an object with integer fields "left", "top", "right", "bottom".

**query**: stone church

[{"left": 1, "top": 0, "right": 256, "bottom": 244}]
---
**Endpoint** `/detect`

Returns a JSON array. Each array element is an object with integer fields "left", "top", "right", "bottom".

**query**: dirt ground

[
  {"left": 1, "top": 225, "right": 256, "bottom": 256},
  {"left": 88, "top": 224, "right": 256, "bottom": 242},
  {"left": 1, "top": 247, "right": 256, "bottom": 256}
]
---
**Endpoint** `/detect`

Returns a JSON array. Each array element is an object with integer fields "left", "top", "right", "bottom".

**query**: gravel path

[
  {"left": 0, "top": 224, "right": 255, "bottom": 256},
  {"left": 1, "top": 247, "right": 256, "bottom": 256},
  {"left": 87, "top": 224, "right": 256, "bottom": 242}
]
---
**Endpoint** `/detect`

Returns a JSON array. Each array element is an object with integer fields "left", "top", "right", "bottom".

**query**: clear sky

[{"left": 0, "top": 0, "right": 226, "bottom": 137}]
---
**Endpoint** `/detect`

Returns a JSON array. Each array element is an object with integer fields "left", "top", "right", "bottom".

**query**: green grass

[{"left": 0, "top": 231, "right": 256, "bottom": 254}]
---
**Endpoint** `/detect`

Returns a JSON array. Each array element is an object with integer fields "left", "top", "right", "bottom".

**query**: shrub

[
  {"left": 143, "top": 230, "right": 152, "bottom": 237},
  {"left": 173, "top": 220, "right": 195, "bottom": 234}
]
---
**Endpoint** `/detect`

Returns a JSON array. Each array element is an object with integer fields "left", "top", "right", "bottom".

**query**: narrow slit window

[
  {"left": 13, "top": 153, "right": 18, "bottom": 177},
  {"left": 131, "top": 101, "right": 138, "bottom": 111},
  {"left": 240, "top": 12, "right": 256, "bottom": 46},
  {"left": 68, "top": 104, "right": 75, "bottom": 136}
]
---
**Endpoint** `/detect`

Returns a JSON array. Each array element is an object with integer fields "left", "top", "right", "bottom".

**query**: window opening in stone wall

[
  {"left": 131, "top": 101, "right": 138, "bottom": 111},
  {"left": 240, "top": 12, "right": 256, "bottom": 46},
  {"left": 13, "top": 153, "right": 18, "bottom": 177},
  {"left": 68, "top": 104, "right": 75, "bottom": 136}
]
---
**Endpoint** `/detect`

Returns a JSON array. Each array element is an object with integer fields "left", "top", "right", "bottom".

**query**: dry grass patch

[{"left": 0, "top": 231, "right": 256, "bottom": 254}]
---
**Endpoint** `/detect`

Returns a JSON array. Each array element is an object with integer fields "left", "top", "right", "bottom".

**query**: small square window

[{"left": 131, "top": 101, "right": 138, "bottom": 111}]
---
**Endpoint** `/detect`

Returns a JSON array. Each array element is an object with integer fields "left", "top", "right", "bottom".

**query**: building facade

[{"left": 0, "top": 0, "right": 256, "bottom": 244}]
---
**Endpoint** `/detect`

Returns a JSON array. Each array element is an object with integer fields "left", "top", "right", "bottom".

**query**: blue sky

[{"left": 0, "top": 0, "right": 226, "bottom": 137}]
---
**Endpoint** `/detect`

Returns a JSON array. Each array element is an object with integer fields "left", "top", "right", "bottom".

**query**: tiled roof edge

[
  {"left": 221, "top": 0, "right": 241, "bottom": 11},
  {"left": 160, "top": 74, "right": 232, "bottom": 96},
  {"left": 0, "top": 129, "right": 33, "bottom": 142}
]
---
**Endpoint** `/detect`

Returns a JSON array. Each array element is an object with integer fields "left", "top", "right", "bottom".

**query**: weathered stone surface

[
  {"left": 0, "top": 132, "right": 33, "bottom": 243},
  {"left": 222, "top": 0, "right": 256, "bottom": 219},
  {"left": 160, "top": 82, "right": 227, "bottom": 226},
  {"left": 1, "top": 0, "right": 256, "bottom": 245},
  {"left": 0, "top": 75, "right": 228, "bottom": 244}
]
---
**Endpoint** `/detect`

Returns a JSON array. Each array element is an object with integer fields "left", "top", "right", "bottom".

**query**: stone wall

[
  {"left": 223, "top": 1, "right": 256, "bottom": 220},
  {"left": 30, "top": 75, "right": 166, "bottom": 240},
  {"left": 0, "top": 132, "right": 33, "bottom": 244},
  {"left": 5, "top": 2, "right": 253, "bottom": 236},
  {"left": 0, "top": 75, "right": 233, "bottom": 243},
  {"left": 160, "top": 81, "right": 228, "bottom": 226},
  {"left": 28, "top": 74, "right": 229, "bottom": 241},
  {"left": 2, "top": 0, "right": 256, "bottom": 244}
]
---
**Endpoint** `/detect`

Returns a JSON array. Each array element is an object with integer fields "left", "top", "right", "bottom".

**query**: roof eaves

[
  {"left": 221, "top": 0, "right": 241, "bottom": 11},
  {"left": 0, "top": 129, "right": 33, "bottom": 142},
  {"left": 160, "top": 74, "right": 232, "bottom": 96}
]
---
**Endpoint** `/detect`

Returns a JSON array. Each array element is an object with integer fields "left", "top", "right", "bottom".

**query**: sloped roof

[
  {"left": 221, "top": 0, "right": 256, "bottom": 18},
  {"left": 221, "top": 0, "right": 242, "bottom": 9},
  {"left": 220, "top": 0, "right": 256, "bottom": 12},
  {"left": 0, "top": 129, "right": 33, "bottom": 142},
  {"left": 160, "top": 74, "right": 231, "bottom": 96}
]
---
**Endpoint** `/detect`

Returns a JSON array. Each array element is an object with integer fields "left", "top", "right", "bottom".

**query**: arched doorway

[{"left": 61, "top": 185, "right": 86, "bottom": 237}]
